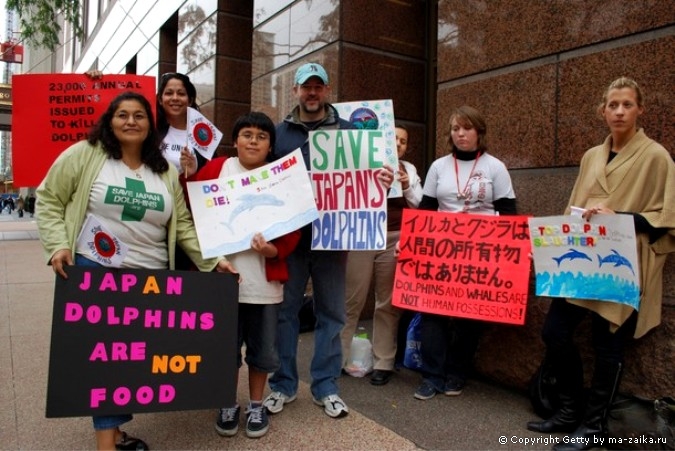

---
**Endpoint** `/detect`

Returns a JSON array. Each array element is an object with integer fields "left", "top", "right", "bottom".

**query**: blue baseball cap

[{"left": 294, "top": 63, "right": 329, "bottom": 85}]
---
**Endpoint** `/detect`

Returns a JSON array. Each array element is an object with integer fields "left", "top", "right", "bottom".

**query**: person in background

[
  {"left": 340, "top": 123, "right": 423, "bottom": 385},
  {"left": 413, "top": 105, "right": 517, "bottom": 401},
  {"left": 28, "top": 194, "right": 36, "bottom": 217},
  {"left": 526, "top": 77, "right": 674, "bottom": 451},
  {"left": 263, "top": 62, "right": 394, "bottom": 419},
  {"left": 156, "top": 72, "right": 209, "bottom": 173},
  {"left": 36, "top": 91, "right": 236, "bottom": 451},
  {"left": 183, "top": 112, "right": 300, "bottom": 439},
  {"left": 16, "top": 195, "right": 25, "bottom": 218}
]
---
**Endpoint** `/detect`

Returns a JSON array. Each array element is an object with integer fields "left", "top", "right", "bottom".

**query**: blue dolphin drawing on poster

[
  {"left": 598, "top": 249, "right": 635, "bottom": 275},
  {"left": 221, "top": 194, "right": 285, "bottom": 233},
  {"left": 552, "top": 248, "right": 592, "bottom": 267}
]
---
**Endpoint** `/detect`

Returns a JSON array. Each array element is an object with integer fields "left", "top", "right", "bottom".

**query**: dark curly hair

[
  {"left": 156, "top": 72, "right": 199, "bottom": 141},
  {"left": 88, "top": 91, "right": 167, "bottom": 173}
]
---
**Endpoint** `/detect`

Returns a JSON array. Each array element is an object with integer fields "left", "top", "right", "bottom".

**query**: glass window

[
  {"left": 254, "top": 0, "right": 294, "bottom": 27},
  {"left": 288, "top": 0, "right": 338, "bottom": 60},
  {"left": 178, "top": 0, "right": 218, "bottom": 42},
  {"left": 177, "top": 14, "right": 217, "bottom": 73},
  {"left": 137, "top": 32, "right": 159, "bottom": 75}
]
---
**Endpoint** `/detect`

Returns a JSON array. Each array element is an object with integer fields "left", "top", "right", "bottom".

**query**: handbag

[
  {"left": 403, "top": 312, "right": 423, "bottom": 371},
  {"left": 606, "top": 395, "right": 675, "bottom": 450}
]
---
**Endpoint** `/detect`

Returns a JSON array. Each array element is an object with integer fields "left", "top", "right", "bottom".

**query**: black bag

[
  {"left": 607, "top": 395, "right": 675, "bottom": 450},
  {"left": 528, "top": 358, "right": 561, "bottom": 419}
]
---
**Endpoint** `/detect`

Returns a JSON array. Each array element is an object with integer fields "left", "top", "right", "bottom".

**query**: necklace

[
  {"left": 122, "top": 160, "right": 144, "bottom": 179},
  {"left": 454, "top": 152, "right": 481, "bottom": 200}
]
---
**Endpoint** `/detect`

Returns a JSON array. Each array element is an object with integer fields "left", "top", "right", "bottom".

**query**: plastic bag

[
  {"left": 403, "top": 313, "right": 423, "bottom": 371},
  {"left": 344, "top": 335, "right": 373, "bottom": 377}
]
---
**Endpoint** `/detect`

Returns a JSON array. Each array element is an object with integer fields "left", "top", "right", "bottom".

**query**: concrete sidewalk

[{"left": 0, "top": 216, "right": 557, "bottom": 450}]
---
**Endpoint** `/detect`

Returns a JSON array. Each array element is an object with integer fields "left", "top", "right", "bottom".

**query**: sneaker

[
  {"left": 215, "top": 405, "right": 240, "bottom": 437},
  {"left": 312, "top": 394, "right": 349, "bottom": 418},
  {"left": 443, "top": 378, "right": 465, "bottom": 396},
  {"left": 263, "top": 391, "right": 297, "bottom": 414},
  {"left": 414, "top": 380, "right": 438, "bottom": 400},
  {"left": 245, "top": 404, "right": 269, "bottom": 438}
]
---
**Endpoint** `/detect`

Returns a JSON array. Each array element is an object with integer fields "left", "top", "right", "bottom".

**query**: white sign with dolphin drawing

[
  {"left": 528, "top": 214, "right": 640, "bottom": 309},
  {"left": 187, "top": 149, "right": 318, "bottom": 257},
  {"left": 333, "top": 99, "right": 401, "bottom": 198}
]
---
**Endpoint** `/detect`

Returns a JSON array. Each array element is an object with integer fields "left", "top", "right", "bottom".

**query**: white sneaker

[
  {"left": 263, "top": 391, "right": 297, "bottom": 414},
  {"left": 313, "top": 394, "right": 349, "bottom": 418}
]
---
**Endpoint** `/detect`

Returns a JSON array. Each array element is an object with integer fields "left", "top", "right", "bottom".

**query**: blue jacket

[
  {"left": 272, "top": 103, "right": 354, "bottom": 170},
  {"left": 272, "top": 103, "right": 354, "bottom": 247}
]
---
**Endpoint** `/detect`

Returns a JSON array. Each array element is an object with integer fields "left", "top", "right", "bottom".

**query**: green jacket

[{"left": 36, "top": 140, "right": 218, "bottom": 271}]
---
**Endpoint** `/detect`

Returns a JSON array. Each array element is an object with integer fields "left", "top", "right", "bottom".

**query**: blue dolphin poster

[{"left": 528, "top": 214, "right": 640, "bottom": 309}]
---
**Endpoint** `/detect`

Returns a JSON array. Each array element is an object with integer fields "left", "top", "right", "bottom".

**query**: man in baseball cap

[
  {"left": 294, "top": 62, "right": 329, "bottom": 85},
  {"left": 263, "top": 61, "right": 352, "bottom": 420}
]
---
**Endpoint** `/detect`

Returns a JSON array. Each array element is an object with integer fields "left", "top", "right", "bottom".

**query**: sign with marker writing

[
  {"left": 309, "top": 129, "right": 388, "bottom": 251},
  {"left": 392, "top": 210, "right": 532, "bottom": 325},
  {"left": 186, "top": 149, "right": 318, "bottom": 257},
  {"left": 528, "top": 215, "right": 640, "bottom": 308},
  {"left": 12, "top": 74, "right": 156, "bottom": 187},
  {"left": 46, "top": 266, "right": 238, "bottom": 418}
]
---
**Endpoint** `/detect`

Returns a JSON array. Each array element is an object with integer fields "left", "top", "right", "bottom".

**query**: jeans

[
  {"left": 75, "top": 255, "right": 134, "bottom": 431},
  {"left": 268, "top": 245, "right": 348, "bottom": 400}
]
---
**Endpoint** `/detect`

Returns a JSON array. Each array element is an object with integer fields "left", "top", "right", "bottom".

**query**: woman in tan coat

[{"left": 526, "top": 77, "right": 675, "bottom": 450}]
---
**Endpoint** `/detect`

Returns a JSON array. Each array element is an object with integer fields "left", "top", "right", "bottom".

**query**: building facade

[{"left": 20, "top": 0, "right": 675, "bottom": 397}]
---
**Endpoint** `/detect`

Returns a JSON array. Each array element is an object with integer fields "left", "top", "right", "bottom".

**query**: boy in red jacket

[{"left": 185, "top": 112, "right": 300, "bottom": 439}]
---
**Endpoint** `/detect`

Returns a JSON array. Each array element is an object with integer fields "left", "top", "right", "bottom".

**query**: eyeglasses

[{"left": 238, "top": 132, "right": 270, "bottom": 142}]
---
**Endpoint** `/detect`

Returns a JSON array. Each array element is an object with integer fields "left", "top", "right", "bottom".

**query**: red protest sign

[
  {"left": 392, "top": 210, "right": 532, "bottom": 325},
  {"left": 12, "top": 74, "right": 156, "bottom": 187}
]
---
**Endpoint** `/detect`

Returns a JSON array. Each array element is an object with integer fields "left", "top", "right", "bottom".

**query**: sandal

[{"left": 115, "top": 431, "right": 149, "bottom": 450}]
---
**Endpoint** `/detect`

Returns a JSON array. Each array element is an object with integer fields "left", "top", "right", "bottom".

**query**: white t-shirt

[
  {"left": 422, "top": 153, "right": 515, "bottom": 214},
  {"left": 76, "top": 159, "right": 172, "bottom": 269},
  {"left": 219, "top": 157, "right": 284, "bottom": 305},
  {"left": 161, "top": 126, "right": 187, "bottom": 173}
]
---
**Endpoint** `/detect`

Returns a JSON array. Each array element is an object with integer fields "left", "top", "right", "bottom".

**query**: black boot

[
  {"left": 527, "top": 352, "right": 584, "bottom": 433},
  {"left": 552, "top": 361, "right": 622, "bottom": 451}
]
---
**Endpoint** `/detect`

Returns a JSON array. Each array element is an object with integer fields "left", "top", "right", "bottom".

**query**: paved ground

[{"left": 0, "top": 210, "right": 560, "bottom": 450}]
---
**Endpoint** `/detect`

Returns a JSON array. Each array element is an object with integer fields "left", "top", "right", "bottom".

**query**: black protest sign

[{"left": 46, "top": 266, "right": 238, "bottom": 418}]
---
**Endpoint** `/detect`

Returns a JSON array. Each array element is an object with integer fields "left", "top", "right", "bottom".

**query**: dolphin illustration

[
  {"left": 220, "top": 194, "right": 284, "bottom": 233},
  {"left": 552, "top": 248, "right": 592, "bottom": 267},
  {"left": 597, "top": 249, "right": 635, "bottom": 275}
]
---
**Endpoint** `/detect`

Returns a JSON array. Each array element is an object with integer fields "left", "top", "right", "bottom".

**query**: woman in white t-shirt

[
  {"left": 156, "top": 72, "right": 210, "bottom": 173},
  {"left": 413, "top": 105, "right": 517, "bottom": 401},
  {"left": 37, "top": 91, "right": 236, "bottom": 451}
]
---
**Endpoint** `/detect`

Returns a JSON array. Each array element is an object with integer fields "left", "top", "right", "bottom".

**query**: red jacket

[{"left": 188, "top": 156, "right": 300, "bottom": 283}]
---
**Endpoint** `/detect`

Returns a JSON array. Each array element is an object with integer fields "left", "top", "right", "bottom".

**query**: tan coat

[{"left": 565, "top": 129, "right": 675, "bottom": 338}]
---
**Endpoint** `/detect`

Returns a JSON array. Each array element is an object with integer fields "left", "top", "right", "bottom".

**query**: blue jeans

[
  {"left": 268, "top": 245, "right": 347, "bottom": 400},
  {"left": 75, "top": 255, "right": 133, "bottom": 431}
]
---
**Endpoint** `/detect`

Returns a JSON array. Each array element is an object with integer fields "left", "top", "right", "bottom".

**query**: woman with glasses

[{"left": 36, "top": 91, "right": 236, "bottom": 450}]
